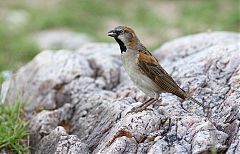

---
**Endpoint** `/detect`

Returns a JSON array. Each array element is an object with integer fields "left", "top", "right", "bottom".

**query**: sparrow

[{"left": 108, "top": 26, "right": 203, "bottom": 113}]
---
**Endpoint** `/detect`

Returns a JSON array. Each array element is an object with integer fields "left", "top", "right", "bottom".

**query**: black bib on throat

[{"left": 115, "top": 38, "right": 127, "bottom": 53}]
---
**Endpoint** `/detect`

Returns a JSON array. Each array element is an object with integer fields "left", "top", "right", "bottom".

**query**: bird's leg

[
  {"left": 127, "top": 98, "right": 159, "bottom": 114},
  {"left": 136, "top": 98, "right": 154, "bottom": 108},
  {"left": 127, "top": 98, "right": 154, "bottom": 114},
  {"left": 140, "top": 98, "right": 158, "bottom": 110},
  {"left": 140, "top": 93, "right": 161, "bottom": 110}
]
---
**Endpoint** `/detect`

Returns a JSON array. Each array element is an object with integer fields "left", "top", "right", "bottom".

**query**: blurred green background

[{"left": 0, "top": 0, "right": 239, "bottom": 72}]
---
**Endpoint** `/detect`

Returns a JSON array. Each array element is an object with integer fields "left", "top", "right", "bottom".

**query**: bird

[{"left": 107, "top": 26, "right": 204, "bottom": 113}]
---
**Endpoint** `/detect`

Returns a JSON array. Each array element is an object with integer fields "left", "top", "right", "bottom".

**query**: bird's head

[{"left": 108, "top": 26, "right": 140, "bottom": 52}]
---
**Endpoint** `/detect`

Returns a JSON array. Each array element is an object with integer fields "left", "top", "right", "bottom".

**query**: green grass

[
  {"left": 0, "top": 100, "right": 29, "bottom": 153},
  {"left": 0, "top": 23, "right": 39, "bottom": 71},
  {"left": 211, "top": 144, "right": 217, "bottom": 154},
  {"left": 0, "top": 0, "right": 239, "bottom": 71},
  {"left": 0, "top": 76, "right": 4, "bottom": 86},
  {"left": 178, "top": 0, "right": 240, "bottom": 34}
]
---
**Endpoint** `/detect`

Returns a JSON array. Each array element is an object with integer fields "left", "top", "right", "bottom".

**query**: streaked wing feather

[{"left": 138, "top": 53, "right": 186, "bottom": 98}]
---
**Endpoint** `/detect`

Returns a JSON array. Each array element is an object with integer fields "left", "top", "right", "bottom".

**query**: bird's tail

[
  {"left": 186, "top": 94, "right": 204, "bottom": 108},
  {"left": 174, "top": 88, "right": 204, "bottom": 108}
]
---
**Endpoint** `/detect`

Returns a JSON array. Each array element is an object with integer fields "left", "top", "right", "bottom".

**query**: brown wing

[{"left": 137, "top": 51, "right": 186, "bottom": 99}]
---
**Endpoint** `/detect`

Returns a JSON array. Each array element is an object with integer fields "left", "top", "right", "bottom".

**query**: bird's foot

[{"left": 127, "top": 106, "right": 153, "bottom": 115}]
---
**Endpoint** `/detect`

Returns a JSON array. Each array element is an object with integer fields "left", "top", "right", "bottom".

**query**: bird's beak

[{"left": 108, "top": 30, "right": 118, "bottom": 37}]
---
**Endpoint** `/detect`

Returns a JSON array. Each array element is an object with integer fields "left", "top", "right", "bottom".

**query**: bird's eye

[{"left": 119, "top": 30, "right": 124, "bottom": 33}]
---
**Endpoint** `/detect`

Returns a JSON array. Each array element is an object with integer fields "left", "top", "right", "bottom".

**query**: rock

[
  {"left": 0, "top": 70, "right": 13, "bottom": 80},
  {"left": 3, "top": 32, "right": 240, "bottom": 153},
  {"left": 36, "top": 126, "right": 89, "bottom": 154},
  {"left": 0, "top": 70, "right": 13, "bottom": 104},
  {"left": 5, "top": 49, "right": 94, "bottom": 112},
  {"left": 29, "top": 103, "right": 74, "bottom": 152},
  {"left": 154, "top": 31, "right": 239, "bottom": 63},
  {"left": 4, "top": 10, "right": 30, "bottom": 29},
  {"left": 226, "top": 124, "right": 240, "bottom": 154},
  {"left": 34, "top": 29, "right": 93, "bottom": 50}
]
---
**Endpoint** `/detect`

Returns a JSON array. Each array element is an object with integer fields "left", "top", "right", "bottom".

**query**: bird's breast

[{"left": 121, "top": 51, "right": 161, "bottom": 98}]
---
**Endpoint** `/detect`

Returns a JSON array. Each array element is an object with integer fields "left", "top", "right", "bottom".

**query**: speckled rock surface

[
  {"left": 2, "top": 32, "right": 240, "bottom": 154},
  {"left": 36, "top": 126, "right": 89, "bottom": 154}
]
